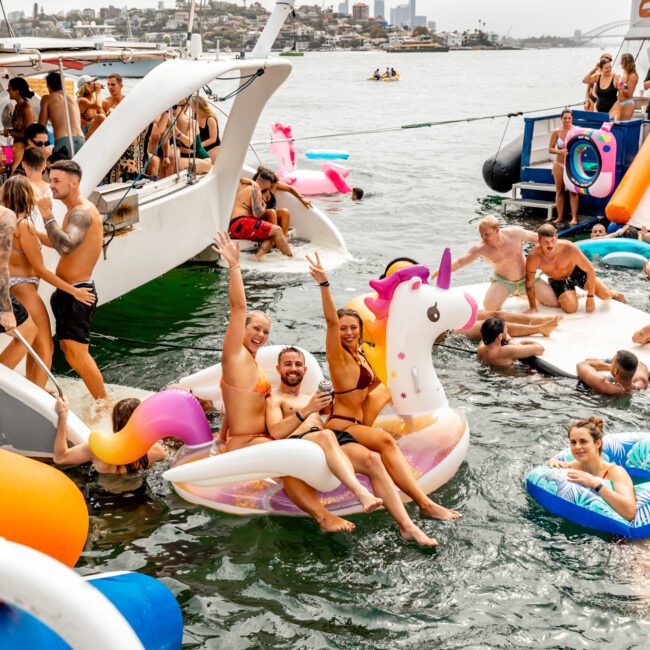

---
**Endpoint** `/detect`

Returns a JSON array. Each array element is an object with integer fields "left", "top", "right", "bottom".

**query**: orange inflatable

[
  {"left": 606, "top": 134, "right": 650, "bottom": 224},
  {"left": 0, "top": 450, "right": 88, "bottom": 567}
]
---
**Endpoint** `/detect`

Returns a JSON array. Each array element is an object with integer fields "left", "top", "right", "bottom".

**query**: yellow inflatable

[{"left": 0, "top": 450, "right": 88, "bottom": 567}]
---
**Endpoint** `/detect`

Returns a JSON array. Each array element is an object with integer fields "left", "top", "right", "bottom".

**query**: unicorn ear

[
  {"left": 409, "top": 278, "right": 422, "bottom": 291},
  {"left": 436, "top": 248, "right": 452, "bottom": 290}
]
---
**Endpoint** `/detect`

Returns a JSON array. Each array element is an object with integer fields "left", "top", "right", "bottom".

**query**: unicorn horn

[{"left": 436, "top": 248, "right": 452, "bottom": 290}]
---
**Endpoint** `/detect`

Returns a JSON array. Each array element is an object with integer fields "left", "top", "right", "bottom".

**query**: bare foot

[
  {"left": 632, "top": 330, "right": 650, "bottom": 345},
  {"left": 569, "top": 220, "right": 578, "bottom": 226},
  {"left": 317, "top": 511, "right": 355, "bottom": 533},
  {"left": 611, "top": 291, "right": 627, "bottom": 303},
  {"left": 539, "top": 319, "right": 560, "bottom": 337},
  {"left": 355, "top": 489, "right": 383, "bottom": 513},
  {"left": 419, "top": 499, "right": 461, "bottom": 521},
  {"left": 401, "top": 524, "right": 438, "bottom": 547}
]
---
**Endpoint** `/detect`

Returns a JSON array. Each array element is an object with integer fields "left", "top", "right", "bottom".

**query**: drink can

[{"left": 318, "top": 379, "right": 333, "bottom": 396}]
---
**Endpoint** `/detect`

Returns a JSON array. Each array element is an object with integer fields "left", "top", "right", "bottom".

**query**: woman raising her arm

[{"left": 307, "top": 251, "right": 461, "bottom": 521}]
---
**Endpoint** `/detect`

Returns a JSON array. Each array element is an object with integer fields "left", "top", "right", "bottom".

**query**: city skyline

[{"left": 2, "top": 1, "right": 629, "bottom": 38}]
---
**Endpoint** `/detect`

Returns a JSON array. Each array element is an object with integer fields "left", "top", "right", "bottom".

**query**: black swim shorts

[
  {"left": 0, "top": 295, "right": 28, "bottom": 333},
  {"left": 290, "top": 428, "right": 357, "bottom": 446},
  {"left": 50, "top": 282, "right": 97, "bottom": 344},
  {"left": 548, "top": 266, "right": 588, "bottom": 299}
]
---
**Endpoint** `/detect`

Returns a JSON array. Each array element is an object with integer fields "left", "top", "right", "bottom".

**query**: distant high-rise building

[
  {"left": 338, "top": 0, "right": 349, "bottom": 15},
  {"left": 390, "top": 3, "right": 410, "bottom": 27},
  {"left": 33, "top": 3, "right": 38, "bottom": 19},
  {"left": 409, "top": 0, "right": 416, "bottom": 25},
  {"left": 352, "top": 2, "right": 369, "bottom": 20},
  {"left": 412, "top": 15, "right": 426, "bottom": 28},
  {"left": 428, "top": 20, "right": 437, "bottom": 33},
  {"left": 374, "top": 0, "right": 384, "bottom": 19}
]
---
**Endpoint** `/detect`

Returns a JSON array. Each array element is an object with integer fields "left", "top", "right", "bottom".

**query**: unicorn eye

[{"left": 427, "top": 303, "right": 440, "bottom": 322}]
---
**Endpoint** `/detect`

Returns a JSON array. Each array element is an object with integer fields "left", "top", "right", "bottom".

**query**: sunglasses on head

[{"left": 172, "top": 104, "right": 179, "bottom": 109}]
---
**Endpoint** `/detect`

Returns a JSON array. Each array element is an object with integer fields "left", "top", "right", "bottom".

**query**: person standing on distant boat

[
  {"left": 549, "top": 109, "right": 579, "bottom": 226},
  {"left": 610, "top": 53, "right": 639, "bottom": 122},
  {"left": 36, "top": 160, "right": 107, "bottom": 401},
  {"left": 211, "top": 230, "right": 356, "bottom": 534},
  {"left": 445, "top": 215, "right": 557, "bottom": 310},
  {"left": 38, "top": 72, "right": 85, "bottom": 158},
  {"left": 525, "top": 223, "right": 624, "bottom": 314}
]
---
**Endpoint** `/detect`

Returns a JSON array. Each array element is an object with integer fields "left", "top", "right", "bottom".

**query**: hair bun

[{"left": 588, "top": 416, "right": 604, "bottom": 432}]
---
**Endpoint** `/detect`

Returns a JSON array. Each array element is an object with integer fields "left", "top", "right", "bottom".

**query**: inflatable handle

[
  {"left": 323, "top": 167, "right": 352, "bottom": 194},
  {"left": 0, "top": 539, "right": 144, "bottom": 650},
  {"left": 89, "top": 389, "right": 213, "bottom": 466}
]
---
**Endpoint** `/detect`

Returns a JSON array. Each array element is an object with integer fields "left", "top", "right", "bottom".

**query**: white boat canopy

[{"left": 624, "top": 0, "right": 650, "bottom": 40}]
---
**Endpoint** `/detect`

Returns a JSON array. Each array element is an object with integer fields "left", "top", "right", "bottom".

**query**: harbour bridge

[{"left": 577, "top": 20, "right": 630, "bottom": 42}]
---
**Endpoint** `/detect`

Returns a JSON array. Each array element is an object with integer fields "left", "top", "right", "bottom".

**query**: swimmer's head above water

[{"left": 567, "top": 415, "right": 604, "bottom": 459}]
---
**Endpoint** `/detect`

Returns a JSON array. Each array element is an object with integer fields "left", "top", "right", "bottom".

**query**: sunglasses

[{"left": 31, "top": 140, "right": 49, "bottom": 147}]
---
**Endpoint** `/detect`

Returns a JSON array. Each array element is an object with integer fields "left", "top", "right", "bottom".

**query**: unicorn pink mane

[{"left": 365, "top": 265, "right": 430, "bottom": 321}]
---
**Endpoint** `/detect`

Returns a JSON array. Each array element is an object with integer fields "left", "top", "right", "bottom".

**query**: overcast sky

[{"left": 4, "top": 1, "right": 630, "bottom": 38}]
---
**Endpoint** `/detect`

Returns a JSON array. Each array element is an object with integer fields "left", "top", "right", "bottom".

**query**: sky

[{"left": 3, "top": 1, "right": 631, "bottom": 38}]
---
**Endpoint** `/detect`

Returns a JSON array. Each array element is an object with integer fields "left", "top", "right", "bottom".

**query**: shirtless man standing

[
  {"left": 0, "top": 204, "right": 37, "bottom": 368},
  {"left": 212, "top": 231, "right": 353, "bottom": 533},
  {"left": 229, "top": 170, "right": 292, "bottom": 260},
  {"left": 448, "top": 216, "right": 556, "bottom": 310},
  {"left": 266, "top": 346, "right": 438, "bottom": 546},
  {"left": 38, "top": 72, "right": 85, "bottom": 158},
  {"left": 37, "top": 160, "right": 107, "bottom": 400},
  {"left": 525, "top": 224, "right": 624, "bottom": 314},
  {"left": 577, "top": 351, "right": 648, "bottom": 395},
  {"left": 101, "top": 74, "right": 125, "bottom": 114}
]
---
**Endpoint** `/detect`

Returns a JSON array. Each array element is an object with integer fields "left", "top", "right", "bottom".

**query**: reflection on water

[{"left": 52, "top": 49, "right": 650, "bottom": 647}]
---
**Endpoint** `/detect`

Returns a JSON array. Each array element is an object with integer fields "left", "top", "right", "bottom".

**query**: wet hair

[
  {"left": 22, "top": 146, "right": 46, "bottom": 172},
  {"left": 25, "top": 122, "right": 48, "bottom": 142},
  {"left": 45, "top": 71, "right": 63, "bottom": 92},
  {"left": 245, "top": 310, "right": 270, "bottom": 326},
  {"left": 480, "top": 316, "right": 505, "bottom": 345},
  {"left": 107, "top": 73, "right": 123, "bottom": 84},
  {"left": 598, "top": 57, "right": 612, "bottom": 70},
  {"left": 537, "top": 223, "right": 556, "bottom": 239},
  {"left": 352, "top": 187, "right": 364, "bottom": 200},
  {"left": 614, "top": 350, "right": 638, "bottom": 381},
  {"left": 479, "top": 215, "right": 499, "bottom": 230},
  {"left": 252, "top": 166, "right": 277, "bottom": 184},
  {"left": 50, "top": 159, "right": 82, "bottom": 180},
  {"left": 1, "top": 175, "right": 35, "bottom": 215},
  {"left": 112, "top": 398, "right": 141, "bottom": 432},
  {"left": 568, "top": 416, "right": 604, "bottom": 453},
  {"left": 337, "top": 308, "right": 364, "bottom": 346},
  {"left": 8, "top": 77, "right": 34, "bottom": 99},
  {"left": 560, "top": 108, "right": 573, "bottom": 118},
  {"left": 620, "top": 53, "right": 637, "bottom": 76},
  {"left": 278, "top": 346, "right": 305, "bottom": 364}
]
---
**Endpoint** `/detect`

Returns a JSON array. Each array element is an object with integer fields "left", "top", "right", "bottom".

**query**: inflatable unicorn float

[
  {"left": 88, "top": 250, "right": 477, "bottom": 516},
  {"left": 269, "top": 122, "right": 352, "bottom": 195}
]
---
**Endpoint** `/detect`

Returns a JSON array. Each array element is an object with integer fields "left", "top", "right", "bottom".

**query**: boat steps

[
  {"left": 502, "top": 197, "right": 556, "bottom": 220},
  {"left": 511, "top": 181, "right": 556, "bottom": 196}
]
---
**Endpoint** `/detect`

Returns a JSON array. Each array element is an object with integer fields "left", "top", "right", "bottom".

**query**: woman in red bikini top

[
  {"left": 546, "top": 416, "right": 636, "bottom": 521},
  {"left": 212, "top": 231, "right": 274, "bottom": 452},
  {"left": 307, "top": 251, "right": 462, "bottom": 521}
]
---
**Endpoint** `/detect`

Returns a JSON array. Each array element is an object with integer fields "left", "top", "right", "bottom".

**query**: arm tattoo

[
  {"left": 0, "top": 208, "right": 16, "bottom": 312},
  {"left": 45, "top": 207, "right": 92, "bottom": 256},
  {"left": 251, "top": 187, "right": 264, "bottom": 219}
]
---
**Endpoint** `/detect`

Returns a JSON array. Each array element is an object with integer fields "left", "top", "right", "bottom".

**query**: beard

[{"left": 281, "top": 373, "right": 303, "bottom": 387}]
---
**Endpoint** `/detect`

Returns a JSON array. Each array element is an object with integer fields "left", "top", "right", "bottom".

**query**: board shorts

[
  {"left": 291, "top": 427, "right": 357, "bottom": 446},
  {"left": 547, "top": 266, "right": 588, "bottom": 298},
  {"left": 490, "top": 272, "right": 540, "bottom": 297},
  {"left": 0, "top": 295, "right": 28, "bottom": 333},
  {"left": 50, "top": 281, "right": 97, "bottom": 344},
  {"left": 228, "top": 217, "right": 273, "bottom": 242}
]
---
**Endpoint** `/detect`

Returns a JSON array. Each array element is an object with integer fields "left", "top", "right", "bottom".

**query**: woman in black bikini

[
  {"left": 196, "top": 96, "right": 220, "bottom": 164},
  {"left": 546, "top": 416, "right": 636, "bottom": 521},
  {"left": 307, "top": 251, "right": 461, "bottom": 521}
]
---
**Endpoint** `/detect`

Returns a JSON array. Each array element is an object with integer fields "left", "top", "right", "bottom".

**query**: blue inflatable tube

[
  {"left": 0, "top": 572, "right": 183, "bottom": 650},
  {"left": 305, "top": 149, "right": 350, "bottom": 160},
  {"left": 577, "top": 238, "right": 650, "bottom": 261}
]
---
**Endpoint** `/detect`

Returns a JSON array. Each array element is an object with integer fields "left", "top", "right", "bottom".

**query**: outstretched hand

[
  {"left": 306, "top": 251, "right": 327, "bottom": 285},
  {"left": 54, "top": 395, "right": 69, "bottom": 418},
  {"left": 212, "top": 230, "right": 240, "bottom": 267}
]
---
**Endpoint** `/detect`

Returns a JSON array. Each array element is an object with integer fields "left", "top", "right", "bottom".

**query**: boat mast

[
  {"left": 251, "top": 1, "right": 295, "bottom": 59},
  {"left": 185, "top": 0, "right": 197, "bottom": 56}
]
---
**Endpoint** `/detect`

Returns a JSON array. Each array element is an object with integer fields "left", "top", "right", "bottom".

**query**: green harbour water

[{"left": 59, "top": 49, "right": 650, "bottom": 647}]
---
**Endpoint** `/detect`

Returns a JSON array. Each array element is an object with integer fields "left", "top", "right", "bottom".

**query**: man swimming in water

[
  {"left": 576, "top": 351, "right": 648, "bottom": 395},
  {"left": 446, "top": 216, "right": 556, "bottom": 310},
  {"left": 525, "top": 223, "right": 625, "bottom": 314},
  {"left": 266, "top": 346, "right": 438, "bottom": 546},
  {"left": 477, "top": 317, "right": 545, "bottom": 367}
]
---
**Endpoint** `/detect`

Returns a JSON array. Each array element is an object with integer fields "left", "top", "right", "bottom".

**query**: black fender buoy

[{"left": 482, "top": 134, "right": 524, "bottom": 193}]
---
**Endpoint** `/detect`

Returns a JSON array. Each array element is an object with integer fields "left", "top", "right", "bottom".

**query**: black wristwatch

[{"left": 295, "top": 410, "right": 306, "bottom": 422}]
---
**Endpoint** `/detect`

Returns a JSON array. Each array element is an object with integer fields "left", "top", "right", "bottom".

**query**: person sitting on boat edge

[
  {"left": 308, "top": 250, "right": 460, "bottom": 521},
  {"left": 266, "top": 346, "right": 438, "bottom": 547},
  {"left": 549, "top": 109, "right": 579, "bottom": 226},
  {"left": 212, "top": 231, "right": 354, "bottom": 533},
  {"left": 546, "top": 416, "right": 636, "bottom": 521},
  {"left": 195, "top": 96, "right": 221, "bottom": 165},
  {"left": 576, "top": 350, "right": 648, "bottom": 395},
  {"left": 38, "top": 72, "right": 85, "bottom": 158},
  {"left": 37, "top": 160, "right": 108, "bottom": 401},
  {"left": 230, "top": 171, "right": 292, "bottom": 261},
  {"left": 445, "top": 215, "right": 556, "bottom": 310},
  {"left": 53, "top": 395, "right": 167, "bottom": 474},
  {"left": 477, "top": 317, "right": 545, "bottom": 368},
  {"left": 373, "top": 68, "right": 381, "bottom": 80},
  {"left": 525, "top": 223, "right": 625, "bottom": 315}
]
